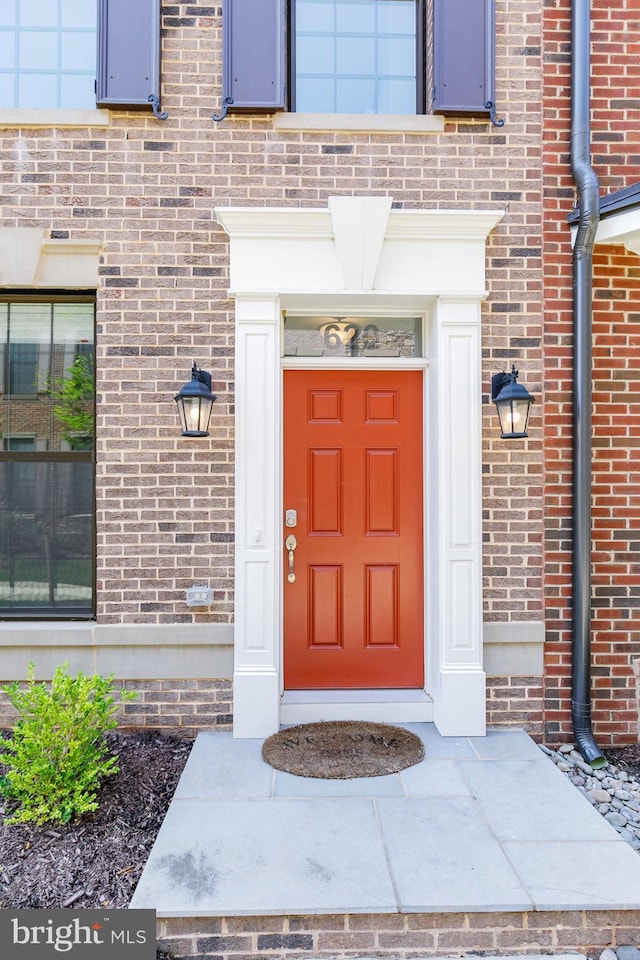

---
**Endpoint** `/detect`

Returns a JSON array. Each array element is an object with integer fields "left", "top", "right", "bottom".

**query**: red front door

[{"left": 283, "top": 370, "right": 424, "bottom": 688}]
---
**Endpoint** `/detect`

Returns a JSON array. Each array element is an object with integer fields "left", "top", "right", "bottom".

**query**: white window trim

[
  {"left": 274, "top": 112, "right": 444, "bottom": 133},
  {"left": 0, "top": 108, "right": 110, "bottom": 128},
  {"left": 0, "top": 229, "right": 101, "bottom": 288}
]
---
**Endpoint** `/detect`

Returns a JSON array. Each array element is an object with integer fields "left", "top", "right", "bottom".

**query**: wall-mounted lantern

[
  {"left": 491, "top": 364, "right": 534, "bottom": 439},
  {"left": 174, "top": 362, "right": 216, "bottom": 436}
]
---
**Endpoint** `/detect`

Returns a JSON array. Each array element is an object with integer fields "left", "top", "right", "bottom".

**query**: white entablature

[{"left": 216, "top": 199, "right": 503, "bottom": 298}]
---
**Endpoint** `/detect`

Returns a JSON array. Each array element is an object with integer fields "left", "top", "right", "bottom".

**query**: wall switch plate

[{"left": 185, "top": 586, "right": 213, "bottom": 607}]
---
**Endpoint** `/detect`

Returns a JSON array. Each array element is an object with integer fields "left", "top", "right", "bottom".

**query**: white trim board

[{"left": 216, "top": 197, "right": 504, "bottom": 739}]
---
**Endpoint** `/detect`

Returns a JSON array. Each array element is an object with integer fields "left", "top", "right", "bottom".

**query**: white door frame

[{"left": 216, "top": 197, "right": 503, "bottom": 738}]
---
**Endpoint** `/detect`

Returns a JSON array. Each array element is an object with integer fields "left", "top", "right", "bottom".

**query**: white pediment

[{"left": 215, "top": 200, "right": 504, "bottom": 297}]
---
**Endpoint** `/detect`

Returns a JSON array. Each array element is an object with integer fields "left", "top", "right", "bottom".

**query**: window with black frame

[{"left": 0, "top": 298, "right": 95, "bottom": 617}]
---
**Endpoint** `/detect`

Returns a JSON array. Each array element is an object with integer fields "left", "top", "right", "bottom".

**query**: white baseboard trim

[{"left": 280, "top": 689, "right": 434, "bottom": 725}]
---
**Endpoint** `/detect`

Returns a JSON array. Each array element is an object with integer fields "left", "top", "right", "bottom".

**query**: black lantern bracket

[{"left": 491, "top": 366, "right": 514, "bottom": 403}]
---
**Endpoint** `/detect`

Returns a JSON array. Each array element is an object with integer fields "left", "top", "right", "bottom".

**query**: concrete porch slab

[{"left": 131, "top": 725, "right": 640, "bottom": 918}]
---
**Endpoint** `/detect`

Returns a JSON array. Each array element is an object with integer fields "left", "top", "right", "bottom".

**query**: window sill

[
  {"left": 0, "top": 108, "right": 110, "bottom": 128},
  {"left": 273, "top": 112, "right": 445, "bottom": 134}
]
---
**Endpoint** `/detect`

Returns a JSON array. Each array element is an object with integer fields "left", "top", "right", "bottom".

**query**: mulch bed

[
  {"left": 261, "top": 720, "right": 425, "bottom": 778},
  {"left": 0, "top": 730, "right": 192, "bottom": 911},
  {"left": 606, "top": 742, "right": 640, "bottom": 775}
]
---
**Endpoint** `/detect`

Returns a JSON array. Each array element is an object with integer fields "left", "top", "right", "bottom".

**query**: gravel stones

[
  {"left": 616, "top": 948, "right": 640, "bottom": 960},
  {"left": 600, "top": 950, "right": 618, "bottom": 960},
  {"left": 588, "top": 788, "right": 611, "bottom": 803},
  {"left": 600, "top": 949, "right": 640, "bottom": 960},
  {"left": 542, "top": 742, "right": 640, "bottom": 850}
]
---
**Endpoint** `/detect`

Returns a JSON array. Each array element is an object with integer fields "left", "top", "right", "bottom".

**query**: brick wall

[
  {"left": 591, "top": 244, "right": 640, "bottom": 741},
  {"left": 0, "top": 1, "right": 557, "bottom": 736},
  {"left": 486, "top": 676, "right": 544, "bottom": 736},
  {"left": 0, "top": 0, "right": 545, "bottom": 630},
  {"left": 1, "top": 0, "right": 636, "bottom": 743},
  {"left": 543, "top": 1, "right": 640, "bottom": 745},
  {"left": 121, "top": 678, "right": 232, "bottom": 734},
  {"left": 157, "top": 910, "right": 640, "bottom": 960},
  {"left": 0, "top": 679, "right": 232, "bottom": 736}
]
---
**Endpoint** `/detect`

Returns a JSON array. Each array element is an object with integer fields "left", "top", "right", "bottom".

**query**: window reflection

[
  {"left": 0, "top": 462, "right": 93, "bottom": 611},
  {"left": 0, "top": 300, "right": 94, "bottom": 616},
  {"left": 0, "top": 302, "right": 94, "bottom": 451}
]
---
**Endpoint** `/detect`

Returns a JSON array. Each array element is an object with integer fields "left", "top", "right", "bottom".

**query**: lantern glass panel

[
  {"left": 497, "top": 397, "right": 531, "bottom": 438},
  {"left": 178, "top": 395, "right": 213, "bottom": 436}
]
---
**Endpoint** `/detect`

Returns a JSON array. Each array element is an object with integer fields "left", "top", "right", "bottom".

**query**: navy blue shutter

[
  {"left": 222, "top": 0, "right": 286, "bottom": 112},
  {"left": 96, "top": 0, "right": 161, "bottom": 109},
  {"left": 433, "top": 0, "right": 495, "bottom": 115}
]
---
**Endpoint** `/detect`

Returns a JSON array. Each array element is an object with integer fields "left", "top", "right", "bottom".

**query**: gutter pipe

[{"left": 569, "top": 0, "right": 606, "bottom": 768}]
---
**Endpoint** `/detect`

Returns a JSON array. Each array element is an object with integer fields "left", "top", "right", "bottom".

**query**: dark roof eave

[{"left": 567, "top": 181, "right": 640, "bottom": 224}]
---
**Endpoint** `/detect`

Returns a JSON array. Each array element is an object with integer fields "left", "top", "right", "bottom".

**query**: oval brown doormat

[{"left": 261, "top": 720, "right": 425, "bottom": 779}]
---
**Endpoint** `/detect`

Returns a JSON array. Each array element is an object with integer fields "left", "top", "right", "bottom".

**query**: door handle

[{"left": 285, "top": 534, "right": 297, "bottom": 583}]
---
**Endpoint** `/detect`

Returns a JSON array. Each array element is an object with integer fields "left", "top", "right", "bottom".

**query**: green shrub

[{"left": 0, "top": 663, "right": 136, "bottom": 826}]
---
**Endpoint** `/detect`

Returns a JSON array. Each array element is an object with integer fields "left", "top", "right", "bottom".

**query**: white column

[
  {"left": 428, "top": 297, "right": 486, "bottom": 736},
  {"left": 232, "top": 295, "right": 281, "bottom": 737}
]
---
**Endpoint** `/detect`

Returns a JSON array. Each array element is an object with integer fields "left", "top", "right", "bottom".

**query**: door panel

[
  {"left": 283, "top": 369, "right": 424, "bottom": 688},
  {"left": 365, "top": 564, "right": 399, "bottom": 646},
  {"left": 365, "top": 449, "right": 398, "bottom": 533},
  {"left": 309, "top": 449, "right": 342, "bottom": 533},
  {"left": 309, "top": 565, "right": 343, "bottom": 647}
]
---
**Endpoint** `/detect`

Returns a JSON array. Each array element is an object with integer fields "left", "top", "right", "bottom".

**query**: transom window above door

[
  {"left": 284, "top": 315, "right": 423, "bottom": 358},
  {"left": 293, "top": 0, "right": 421, "bottom": 115}
]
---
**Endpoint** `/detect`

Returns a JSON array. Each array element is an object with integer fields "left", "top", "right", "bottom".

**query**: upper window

[
  {"left": 0, "top": 1, "right": 163, "bottom": 115},
  {"left": 220, "top": 0, "right": 495, "bottom": 121},
  {"left": 0, "top": 0, "right": 97, "bottom": 109},
  {"left": 293, "top": 0, "right": 421, "bottom": 115}
]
